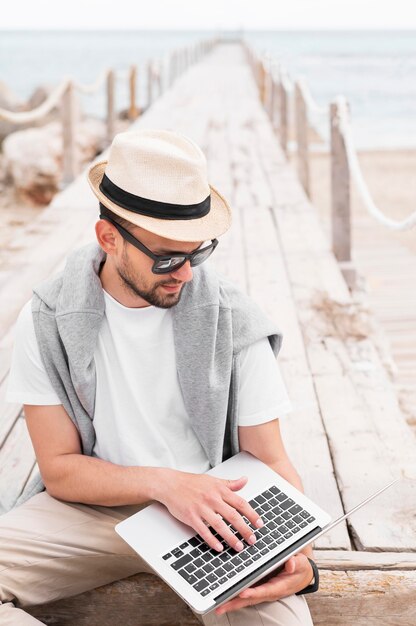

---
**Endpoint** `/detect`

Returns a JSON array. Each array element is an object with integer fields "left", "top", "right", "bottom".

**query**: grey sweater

[{"left": 16, "top": 242, "right": 282, "bottom": 506}]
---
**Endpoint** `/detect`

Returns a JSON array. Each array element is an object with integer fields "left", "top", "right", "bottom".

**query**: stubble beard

[{"left": 116, "top": 249, "right": 184, "bottom": 309}]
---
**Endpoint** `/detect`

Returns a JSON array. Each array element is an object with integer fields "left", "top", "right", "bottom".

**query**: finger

[
  {"left": 222, "top": 476, "right": 248, "bottom": 491},
  {"left": 239, "top": 574, "right": 291, "bottom": 600},
  {"left": 284, "top": 556, "right": 296, "bottom": 574},
  {"left": 205, "top": 511, "right": 246, "bottom": 552},
  {"left": 216, "top": 502, "right": 258, "bottom": 547},
  {"left": 225, "top": 491, "right": 264, "bottom": 532},
  {"left": 192, "top": 516, "right": 224, "bottom": 552}
]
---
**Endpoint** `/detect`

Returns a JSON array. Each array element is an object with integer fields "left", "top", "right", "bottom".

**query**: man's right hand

[{"left": 153, "top": 470, "right": 264, "bottom": 552}]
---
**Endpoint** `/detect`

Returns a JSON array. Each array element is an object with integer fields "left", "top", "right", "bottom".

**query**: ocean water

[{"left": 1, "top": 29, "right": 415, "bottom": 149}]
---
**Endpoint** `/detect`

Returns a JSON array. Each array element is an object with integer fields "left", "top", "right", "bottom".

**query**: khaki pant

[{"left": 0, "top": 492, "right": 313, "bottom": 625}]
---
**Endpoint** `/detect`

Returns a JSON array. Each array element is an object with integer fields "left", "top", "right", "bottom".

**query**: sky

[{"left": 2, "top": 0, "right": 416, "bottom": 30}]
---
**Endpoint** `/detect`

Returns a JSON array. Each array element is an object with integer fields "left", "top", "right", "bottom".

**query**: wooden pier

[{"left": 1, "top": 41, "right": 415, "bottom": 625}]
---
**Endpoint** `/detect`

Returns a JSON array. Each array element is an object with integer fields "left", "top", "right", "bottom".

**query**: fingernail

[
  {"left": 236, "top": 540, "right": 244, "bottom": 551},
  {"left": 255, "top": 518, "right": 264, "bottom": 528},
  {"left": 248, "top": 534, "right": 256, "bottom": 545},
  {"left": 216, "top": 542, "right": 223, "bottom": 551}
]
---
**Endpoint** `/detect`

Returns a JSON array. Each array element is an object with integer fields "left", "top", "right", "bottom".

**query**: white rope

[
  {"left": 337, "top": 97, "right": 416, "bottom": 231},
  {"left": 73, "top": 69, "right": 109, "bottom": 94},
  {"left": 0, "top": 78, "right": 70, "bottom": 123}
]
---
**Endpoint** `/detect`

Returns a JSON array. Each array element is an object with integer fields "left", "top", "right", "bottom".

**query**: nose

[{"left": 170, "top": 259, "right": 193, "bottom": 283}]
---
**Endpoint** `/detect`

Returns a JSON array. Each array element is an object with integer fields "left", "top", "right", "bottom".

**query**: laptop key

[
  {"left": 254, "top": 495, "right": 266, "bottom": 505},
  {"left": 307, "top": 516, "right": 316, "bottom": 523},
  {"left": 207, "top": 573, "right": 218, "bottom": 584},
  {"left": 179, "top": 542, "right": 188, "bottom": 549},
  {"left": 236, "top": 565, "right": 245, "bottom": 572},
  {"left": 299, "top": 521, "right": 308, "bottom": 528},
  {"left": 262, "top": 502, "right": 271, "bottom": 512},
  {"left": 258, "top": 526, "right": 269, "bottom": 536},
  {"left": 216, "top": 567, "right": 226, "bottom": 577},
  {"left": 300, "top": 511, "right": 310, "bottom": 519},
  {"left": 193, "top": 579, "right": 209, "bottom": 592},
  {"left": 210, "top": 582, "right": 219, "bottom": 591},
  {"left": 284, "top": 532, "right": 293, "bottom": 539},
  {"left": 263, "top": 490, "right": 274, "bottom": 499},
  {"left": 286, "top": 520, "right": 296, "bottom": 529},
  {"left": 219, "top": 576, "right": 227, "bottom": 584},
  {"left": 264, "top": 512, "right": 274, "bottom": 521},
  {"left": 275, "top": 493, "right": 286, "bottom": 502},
  {"left": 202, "top": 553, "right": 214, "bottom": 563},
  {"left": 263, "top": 535, "right": 273, "bottom": 545},
  {"left": 289, "top": 505, "right": 302, "bottom": 515},
  {"left": 211, "top": 557, "right": 222, "bottom": 568},
  {"left": 277, "top": 525, "right": 289, "bottom": 534},
  {"left": 280, "top": 499, "right": 294, "bottom": 511},
  {"left": 253, "top": 553, "right": 261, "bottom": 561},
  {"left": 178, "top": 569, "right": 197, "bottom": 584},
  {"left": 189, "top": 537, "right": 200, "bottom": 547},
  {"left": 267, "top": 521, "right": 277, "bottom": 530},
  {"left": 162, "top": 553, "right": 172, "bottom": 560},
  {"left": 256, "top": 540, "right": 266, "bottom": 549},
  {"left": 223, "top": 562, "right": 233, "bottom": 572},
  {"left": 240, "top": 551, "right": 251, "bottom": 560},
  {"left": 269, "top": 486, "right": 280, "bottom": 495},
  {"left": 194, "top": 569, "right": 206, "bottom": 579},
  {"left": 185, "top": 563, "right": 197, "bottom": 574},
  {"left": 219, "top": 552, "right": 231, "bottom": 562},
  {"left": 293, "top": 526, "right": 301, "bottom": 533},
  {"left": 231, "top": 556, "right": 243, "bottom": 566},
  {"left": 172, "top": 548, "right": 184, "bottom": 557},
  {"left": 260, "top": 548, "right": 269, "bottom": 555},
  {"left": 293, "top": 515, "right": 303, "bottom": 524},
  {"left": 171, "top": 554, "right": 192, "bottom": 570},
  {"left": 203, "top": 563, "right": 214, "bottom": 574},
  {"left": 281, "top": 511, "right": 291, "bottom": 520},
  {"left": 269, "top": 498, "right": 278, "bottom": 507},
  {"left": 245, "top": 558, "right": 253, "bottom": 566},
  {"left": 190, "top": 548, "right": 201, "bottom": 558},
  {"left": 227, "top": 571, "right": 237, "bottom": 579}
]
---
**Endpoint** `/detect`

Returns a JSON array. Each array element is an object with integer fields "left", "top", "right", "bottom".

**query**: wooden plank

[
  {"left": 26, "top": 568, "right": 416, "bottom": 626},
  {"left": 252, "top": 109, "right": 416, "bottom": 549},
  {"left": 315, "top": 550, "right": 416, "bottom": 570}
]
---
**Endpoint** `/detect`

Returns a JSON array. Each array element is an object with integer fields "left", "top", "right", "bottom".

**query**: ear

[{"left": 95, "top": 219, "right": 120, "bottom": 256}]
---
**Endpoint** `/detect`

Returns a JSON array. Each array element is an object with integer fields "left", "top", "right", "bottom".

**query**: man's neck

[{"left": 99, "top": 258, "right": 151, "bottom": 309}]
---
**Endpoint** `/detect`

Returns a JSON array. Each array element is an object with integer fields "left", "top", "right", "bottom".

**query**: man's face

[{"left": 113, "top": 224, "right": 202, "bottom": 309}]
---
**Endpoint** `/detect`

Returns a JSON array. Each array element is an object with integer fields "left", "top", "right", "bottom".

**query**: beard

[{"left": 116, "top": 247, "right": 184, "bottom": 309}]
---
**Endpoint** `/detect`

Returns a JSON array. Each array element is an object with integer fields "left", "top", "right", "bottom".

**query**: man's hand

[
  {"left": 214, "top": 553, "right": 314, "bottom": 615},
  {"left": 155, "top": 470, "right": 264, "bottom": 551}
]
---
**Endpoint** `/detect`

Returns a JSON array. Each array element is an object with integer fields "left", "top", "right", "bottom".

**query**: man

[{"left": 2, "top": 129, "right": 317, "bottom": 625}]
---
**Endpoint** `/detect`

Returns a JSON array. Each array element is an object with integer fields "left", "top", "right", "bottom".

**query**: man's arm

[
  {"left": 24, "top": 404, "right": 167, "bottom": 506},
  {"left": 238, "top": 418, "right": 313, "bottom": 560},
  {"left": 24, "top": 404, "right": 261, "bottom": 553}
]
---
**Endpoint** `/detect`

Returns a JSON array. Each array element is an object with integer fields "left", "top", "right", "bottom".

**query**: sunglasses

[{"left": 100, "top": 215, "right": 218, "bottom": 275}]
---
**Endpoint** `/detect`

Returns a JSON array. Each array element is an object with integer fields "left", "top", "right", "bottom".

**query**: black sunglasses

[{"left": 100, "top": 215, "right": 218, "bottom": 275}]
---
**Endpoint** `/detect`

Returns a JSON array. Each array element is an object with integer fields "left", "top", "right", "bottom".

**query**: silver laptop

[{"left": 115, "top": 451, "right": 397, "bottom": 615}]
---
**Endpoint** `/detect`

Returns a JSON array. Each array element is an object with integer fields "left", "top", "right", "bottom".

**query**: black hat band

[{"left": 99, "top": 173, "right": 211, "bottom": 220}]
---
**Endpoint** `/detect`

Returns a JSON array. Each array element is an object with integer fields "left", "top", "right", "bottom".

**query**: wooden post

[
  {"left": 128, "top": 65, "right": 139, "bottom": 120},
  {"left": 61, "top": 80, "right": 78, "bottom": 185},
  {"left": 295, "top": 80, "right": 310, "bottom": 197},
  {"left": 106, "top": 69, "right": 115, "bottom": 144},
  {"left": 259, "top": 59, "right": 266, "bottom": 104},
  {"left": 147, "top": 60, "right": 153, "bottom": 108},
  {"left": 330, "top": 98, "right": 356, "bottom": 289},
  {"left": 278, "top": 77, "right": 288, "bottom": 156}
]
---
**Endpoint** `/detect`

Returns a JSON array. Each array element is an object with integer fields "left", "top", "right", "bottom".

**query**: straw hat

[{"left": 87, "top": 128, "right": 232, "bottom": 242}]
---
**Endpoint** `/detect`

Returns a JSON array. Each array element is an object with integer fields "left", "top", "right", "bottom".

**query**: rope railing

[
  {"left": 337, "top": 98, "right": 416, "bottom": 231},
  {"left": 0, "top": 78, "right": 70, "bottom": 123},
  {"left": 73, "top": 69, "right": 110, "bottom": 94},
  {"left": 1, "top": 36, "right": 218, "bottom": 186},
  {"left": 244, "top": 39, "right": 416, "bottom": 291}
]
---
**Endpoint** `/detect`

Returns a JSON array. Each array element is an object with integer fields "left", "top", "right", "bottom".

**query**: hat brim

[{"left": 87, "top": 160, "right": 232, "bottom": 243}]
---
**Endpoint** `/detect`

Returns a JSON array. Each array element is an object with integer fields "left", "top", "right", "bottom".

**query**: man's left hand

[{"left": 215, "top": 553, "right": 314, "bottom": 615}]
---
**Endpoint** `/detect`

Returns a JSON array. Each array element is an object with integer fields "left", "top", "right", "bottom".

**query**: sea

[{"left": 1, "top": 29, "right": 416, "bottom": 149}]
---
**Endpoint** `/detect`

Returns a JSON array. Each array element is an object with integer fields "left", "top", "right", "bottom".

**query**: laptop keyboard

[{"left": 162, "top": 484, "right": 316, "bottom": 598}]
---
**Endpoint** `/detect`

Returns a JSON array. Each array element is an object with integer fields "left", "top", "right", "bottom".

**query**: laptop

[{"left": 115, "top": 451, "right": 397, "bottom": 615}]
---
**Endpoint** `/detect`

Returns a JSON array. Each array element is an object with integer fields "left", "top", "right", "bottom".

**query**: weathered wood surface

[
  {"left": 1, "top": 40, "right": 416, "bottom": 623},
  {"left": 27, "top": 566, "right": 416, "bottom": 626}
]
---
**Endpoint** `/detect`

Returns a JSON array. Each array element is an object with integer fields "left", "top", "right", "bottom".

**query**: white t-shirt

[{"left": 6, "top": 294, "right": 293, "bottom": 472}]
